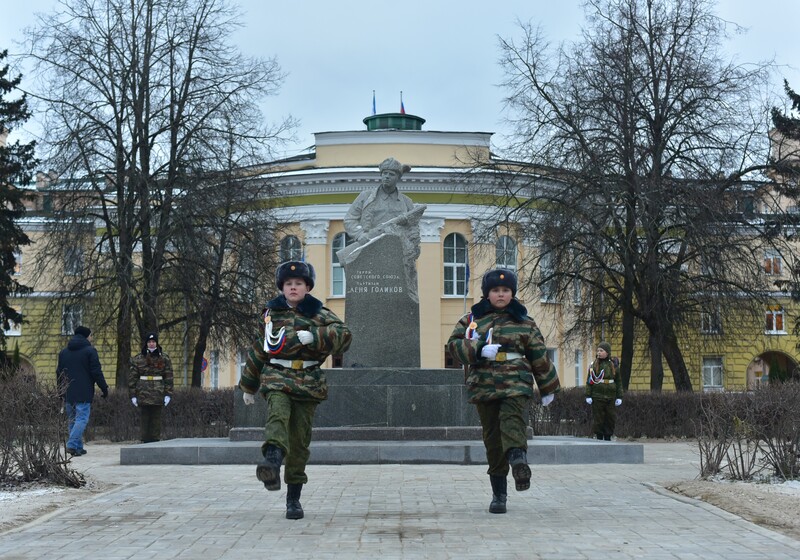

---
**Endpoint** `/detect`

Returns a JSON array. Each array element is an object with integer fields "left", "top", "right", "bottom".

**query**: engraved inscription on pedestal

[{"left": 341, "top": 234, "right": 420, "bottom": 368}]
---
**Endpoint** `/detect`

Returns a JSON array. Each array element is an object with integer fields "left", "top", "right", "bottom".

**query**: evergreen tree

[
  {"left": 0, "top": 49, "right": 36, "bottom": 351},
  {"left": 771, "top": 81, "right": 800, "bottom": 187}
]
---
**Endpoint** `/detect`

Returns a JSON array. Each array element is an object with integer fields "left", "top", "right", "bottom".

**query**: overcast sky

[{"left": 2, "top": 0, "right": 799, "bottom": 158}]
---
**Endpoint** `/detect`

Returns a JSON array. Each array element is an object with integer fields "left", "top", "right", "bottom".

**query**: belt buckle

[
  {"left": 495, "top": 352, "right": 507, "bottom": 362},
  {"left": 291, "top": 359, "right": 304, "bottom": 369}
]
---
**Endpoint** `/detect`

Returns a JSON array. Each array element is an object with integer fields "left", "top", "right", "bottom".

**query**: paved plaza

[{"left": 1, "top": 441, "right": 799, "bottom": 559}]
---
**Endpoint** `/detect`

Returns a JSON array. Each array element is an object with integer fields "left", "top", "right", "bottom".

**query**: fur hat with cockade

[
  {"left": 275, "top": 261, "right": 316, "bottom": 291},
  {"left": 481, "top": 268, "right": 517, "bottom": 298}
]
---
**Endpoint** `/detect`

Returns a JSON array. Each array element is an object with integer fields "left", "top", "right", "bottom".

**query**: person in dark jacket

[
  {"left": 240, "top": 261, "right": 352, "bottom": 520},
  {"left": 129, "top": 332, "right": 174, "bottom": 443},
  {"left": 448, "top": 268, "right": 561, "bottom": 514},
  {"left": 585, "top": 341, "right": 624, "bottom": 440},
  {"left": 56, "top": 326, "right": 109, "bottom": 456}
]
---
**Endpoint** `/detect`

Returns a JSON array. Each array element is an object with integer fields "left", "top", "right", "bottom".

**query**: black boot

[
  {"left": 603, "top": 434, "right": 612, "bottom": 441},
  {"left": 596, "top": 433, "right": 604, "bottom": 440},
  {"left": 506, "top": 448, "right": 531, "bottom": 492},
  {"left": 489, "top": 475, "right": 507, "bottom": 514},
  {"left": 286, "top": 483, "right": 304, "bottom": 520},
  {"left": 256, "top": 444, "right": 284, "bottom": 491}
]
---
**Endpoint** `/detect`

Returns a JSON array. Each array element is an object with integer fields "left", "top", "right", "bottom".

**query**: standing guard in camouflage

[
  {"left": 240, "top": 261, "right": 352, "bottom": 520},
  {"left": 585, "top": 341, "right": 623, "bottom": 440},
  {"left": 129, "top": 332, "right": 174, "bottom": 443},
  {"left": 448, "top": 268, "right": 560, "bottom": 514}
]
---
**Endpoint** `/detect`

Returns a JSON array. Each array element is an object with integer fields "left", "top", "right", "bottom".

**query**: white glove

[
  {"left": 585, "top": 397, "right": 592, "bottom": 405},
  {"left": 297, "top": 330, "right": 313, "bottom": 345},
  {"left": 164, "top": 396, "right": 171, "bottom": 406},
  {"left": 469, "top": 330, "right": 480, "bottom": 340},
  {"left": 541, "top": 394, "right": 554, "bottom": 407},
  {"left": 615, "top": 398, "right": 622, "bottom": 406},
  {"left": 131, "top": 397, "right": 138, "bottom": 407},
  {"left": 480, "top": 343, "right": 501, "bottom": 360},
  {"left": 243, "top": 392, "right": 255, "bottom": 406}
]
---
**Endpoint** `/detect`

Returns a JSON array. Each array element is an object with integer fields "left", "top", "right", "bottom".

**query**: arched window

[
  {"left": 496, "top": 236, "right": 517, "bottom": 270},
  {"left": 331, "top": 232, "right": 353, "bottom": 296},
  {"left": 279, "top": 235, "right": 302, "bottom": 262},
  {"left": 443, "top": 233, "right": 468, "bottom": 296}
]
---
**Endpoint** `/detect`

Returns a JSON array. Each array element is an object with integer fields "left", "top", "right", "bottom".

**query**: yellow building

[{"left": 8, "top": 113, "right": 800, "bottom": 392}]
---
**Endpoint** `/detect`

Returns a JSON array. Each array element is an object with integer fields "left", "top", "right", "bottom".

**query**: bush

[
  {"left": 86, "top": 387, "right": 235, "bottom": 442},
  {"left": 0, "top": 367, "right": 84, "bottom": 487},
  {"left": 532, "top": 387, "right": 700, "bottom": 439}
]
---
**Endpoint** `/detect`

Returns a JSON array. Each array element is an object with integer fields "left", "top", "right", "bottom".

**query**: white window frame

[
  {"left": 702, "top": 357, "right": 723, "bottom": 391},
  {"left": 495, "top": 235, "right": 517, "bottom": 270},
  {"left": 331, "top": 232, "right": 351, "bottom": 297},
  {"left": 764, "top": 252, "right": 782, "bottom": 275},
  {"left": 210, "top": 350, "right": 219, "bottom": 389},
  {"left": 2, "top": 307, "right": 22, "bottom": 337},
  {"left": 61, "top": 303, "right": 83, "bottom": 335},
  {"left": 700, "top": 306, "right": 722, "bottom": 334},
  {"left": 279, "top": 235, "right": 302, "bottom": 262},
  {"left": 65, "top": 247, "right": 84, "bottom": 276},
  {"left": 443, "top": 233, "right": 467, "bottom": 296},
  {"left": 765, "top": 306, "right": 786, "bottom": 334},
  {"left": 574, "top": 350, "right": 583, "bottom": 387},
  {"left": 13, "top": 249, "right": 22, "bottom": 276},
  {"left": 237, "top": 348, "right": 248, "bottom": 383},
  {"left": 539, "top": 248, "right": 557, "bottom": 302},
  {"left": 546, "top": 348, "right": 558, "bottom": 370}
]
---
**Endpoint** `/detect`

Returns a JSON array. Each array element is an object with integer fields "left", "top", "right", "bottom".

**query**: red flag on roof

[{"left": 400, "top": 91, "right": 405, "bottom": 114}]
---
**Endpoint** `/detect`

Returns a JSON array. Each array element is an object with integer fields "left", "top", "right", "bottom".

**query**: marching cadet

[
  {"left": 447, "top": 268, "right": 560, "bottom": 514},
  {"left": 240, "top": 261, "right": 352, "bottom": 520},
  {"left": 585, "top": 341, "right": 623, "bottom": 440},
  {"left": 129, "top": 332, "right": 174, "bottom": 443}
]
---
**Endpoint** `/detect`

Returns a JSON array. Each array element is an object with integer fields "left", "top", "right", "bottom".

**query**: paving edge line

[
  {"left": 0, "top": 482, "right": 134, "bottom": 537},
  {"left": 643, "top": 482, "right": 800, "bottom": 549}
]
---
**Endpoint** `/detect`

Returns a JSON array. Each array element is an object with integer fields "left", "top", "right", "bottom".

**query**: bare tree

[
  {"left": 488, "top": 0, "right": 790, "bottom": 391},
  {"left": 163, "top": 117, "right": 282, "bottom": 388},
  {"left": 21, "top": 0, "right": 294, "bottom": 386}
]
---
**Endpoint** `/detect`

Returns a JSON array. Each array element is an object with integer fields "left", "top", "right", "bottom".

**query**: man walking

[{"left": 56, "top": 325, "right": 109, "bottom": 456}]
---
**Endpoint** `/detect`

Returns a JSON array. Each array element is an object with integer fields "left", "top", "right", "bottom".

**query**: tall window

[
  {"left": 65, "top": 247, "right": 83, "bottom": 276},
  {"left": 702, "top": 357, "right": 723, "bottom": 391},
  {"left": 495, "top": 236, "right": 517, "bottom": 270},
  {"left": 237, "top": 348, "right": 248, "bottom": 383},
  {"left": 546, "top": 348, "right": 558, "bottom": 369},
  {"left": 764, "top": 252, "right": 782, "bottom": 275},
  {"left": 443, "top": 233, "right": 468, "bottom": 296},
  {"left": 61, "top": 303, "right": 83, "bottom": 335},
  {"left": 279, "top": 235, "right": 302, "bottom": 262},
  {"left": 2, "top": 306, "right": 22, "bottom": 337},
  {"left": 539, "top": 246, "right": 557, "bottom": 302},
  {"left": 13, "top": 249, "right": 22, "bottom": 275},
  {"left": 210, "top": 350, "right": 219, "bottom": 389},
  {"left": 574, "top": 350, "right": 583, "bottom": 387},
  {"left": 700, "top": 306, "right": 722, "bottom": 334},
  {"left": 765, "top": 305, "right": 785, "bottom": 333},
  {"left": 331, "top": 232, "right": 352, "bottom": 296}
]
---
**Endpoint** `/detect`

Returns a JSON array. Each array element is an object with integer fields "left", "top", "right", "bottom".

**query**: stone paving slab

[
  {"left": 119, "top": 436, "right": 645, "bottom": 466},
  {"left": 0, "top": 442, "right": 798, "bottom": 559}
]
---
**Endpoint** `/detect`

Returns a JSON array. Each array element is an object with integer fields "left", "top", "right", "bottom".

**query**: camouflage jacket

[
  {"left": 447, "top": 298, "right": 561, "bottom": 403},
  {"left": 129, "top": 350, "right": 174, "bottom": 406},
  {"left": 239, "top": 293, "right": 352, "bottom": 402},
  {"left": 585, "top": 357, "right": 624, "bottom": 400}
]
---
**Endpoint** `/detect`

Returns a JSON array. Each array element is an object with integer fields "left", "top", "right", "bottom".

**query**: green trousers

[
  {"left": 474, "top": 396, "right": 530, "bottom": 477},
  {"left": 591, "top": 398, "right": 616, "bottom": 437},
  {"left": 140, "top": 405, "right": 163, "bottom": 443},
  {"left": 262, "top": 391, "right": 319, "bottom": 485}
]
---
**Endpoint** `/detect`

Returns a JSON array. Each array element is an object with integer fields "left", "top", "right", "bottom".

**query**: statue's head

[{"left": 378, "top": 157, "right": 411, "bottom": 177}]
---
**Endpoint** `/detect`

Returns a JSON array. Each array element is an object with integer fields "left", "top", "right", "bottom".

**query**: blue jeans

[{"left": 65, "top": 402, "right": 92, "bottom": 451}]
